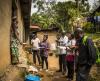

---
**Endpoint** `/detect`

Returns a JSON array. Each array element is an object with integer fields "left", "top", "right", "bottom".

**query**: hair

[
  {"left": 44, "top": 34, "right": 48, "bottom": 39},
  {"left": 74, "top": 28, "right": 84, "bottom": 35},
  {"left": 71, "top": 33, "right": 75, "bottom": 39},
  {"left": 31, "top": 34, "right": 36, "bottom": 39}
]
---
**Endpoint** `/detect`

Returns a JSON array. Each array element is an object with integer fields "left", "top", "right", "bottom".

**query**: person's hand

[
  {"left": 47, "top": 48, "right": 50, "bottom": 51},
  {"left": 66, "top": 47, "right": 71, "bottom": 50},
  {"left": 57, "top": 46, "right": 60, "bottom": 48},
  {"left": 74, "top": 46, "right": 78, "bottom": 49},
  {"left": 56, "top": 40, "right": 58, "bottom": 42}
]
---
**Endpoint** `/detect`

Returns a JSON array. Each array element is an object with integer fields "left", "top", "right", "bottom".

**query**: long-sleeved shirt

[
  {"left": 39, "top": 41, "right": 50, "bottom": 57},
  {"left": 57, "top": 36, "right": 68, "bottom": 54}
]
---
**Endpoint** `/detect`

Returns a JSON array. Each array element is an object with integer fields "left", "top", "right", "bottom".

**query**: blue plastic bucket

[{"left": 25, "top": 74, "right": 40, "bottom": 81}]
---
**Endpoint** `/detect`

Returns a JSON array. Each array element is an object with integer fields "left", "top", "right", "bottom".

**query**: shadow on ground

[{"left": 52, "top": 78, "right": 67, "bottom": 81}]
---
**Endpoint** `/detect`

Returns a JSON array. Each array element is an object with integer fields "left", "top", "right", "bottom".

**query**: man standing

[
  {"left": 74, "top": 28, "right": 96, "bottom": 81},
  {"left": 31, "top": 34, "right": 41, "bottom": 65},
  {"left": 57, "top": 31, "right": 68, "bottom": 75}
]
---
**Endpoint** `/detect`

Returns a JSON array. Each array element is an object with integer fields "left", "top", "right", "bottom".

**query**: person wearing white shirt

[
  {"left": 57, "top": 32, "right": 68, "bottom": 75},
  {"left": 31, "top": 34, "right": 41, "bottom": 65}
]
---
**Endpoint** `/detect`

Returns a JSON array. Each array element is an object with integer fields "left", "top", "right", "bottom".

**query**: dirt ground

[
  {"left": 43, "top": 54, "right": 67, "bottom": 81},
  {"left": 0, "top": 53, "right": 99, "bottom": 81},
  {"left": 28, "top": 53, "right": 69, "bottom": 81},
  {"left": 31, "top": 54, "right": 99, "bottom": 81},
  {"left": 0, "top": 65, "right": 25, "bottom": 81}
]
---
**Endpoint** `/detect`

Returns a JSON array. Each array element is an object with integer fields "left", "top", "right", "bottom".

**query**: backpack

[{"left": 82, "top": 36, "right": 99, "bottom": 64}]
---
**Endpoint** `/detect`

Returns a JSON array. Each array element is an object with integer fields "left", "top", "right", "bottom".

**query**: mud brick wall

[{"left": 0, "top": 0, "right": 12, "bottom": 74}]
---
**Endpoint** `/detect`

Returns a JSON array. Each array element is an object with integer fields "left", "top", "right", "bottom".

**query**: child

[{"left": 39, "top": 34, "right": 50, "bottom": 71}]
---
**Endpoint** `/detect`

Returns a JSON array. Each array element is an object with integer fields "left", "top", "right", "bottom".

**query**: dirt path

[
  {"left": 41, "top": 54, "right": 68, "bottom": 81},
  {"left": 1, "top": 53, "right": 98, "bottom": 81},
  {"left": 48, "top": 55, "right": 59, "bottom": 70}
]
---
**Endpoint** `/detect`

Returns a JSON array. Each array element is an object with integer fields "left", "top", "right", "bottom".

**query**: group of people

[
  {"left": 56, "top": 31, "right": 76, "bottom": 81},
  {"left": 31, "top": 34, "right": 49, "bottom": 72},
  {"left": 31, "top": 28, "right": 96, "bottom": 81}
]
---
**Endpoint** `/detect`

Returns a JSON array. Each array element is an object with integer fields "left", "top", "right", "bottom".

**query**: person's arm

[
  {"left": 47, "top": 42, "right": 50, "bottom": 50},
  {"left": 31, "top": 40, "right": 34, "bottom": 47},
  {"left": 64, "top": 36, "right": 68, "bottom": 46},
  {"left": 38, "top": 39, "right": 41, "bottom": 47},
  {"left": 31, "top": 40, "right": 33, "bottom": 45},
  {"left": 70, "top": 40, "right": 76, "bottom": 49},
  {"left": 39, "top": 41, "right": 41, "bottom": 47}
]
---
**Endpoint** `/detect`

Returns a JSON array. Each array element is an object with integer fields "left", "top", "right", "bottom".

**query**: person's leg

[
  {"left": 39, "top": 51, "right": 42, "bottom": 64},
  {"left": 58, "top": 55, "right": 62, "bottom": 71},
  {"left": 62, "top": 54, "right": 66, "bottom": 74},
  {"left": 41, "top": 56, "right": 44, "bottom": 69},
  {"left": 36, "top": 50, "right": 41, "bottom": 65},
  {"left": 68, "top": 61, "right": 74, "bottom": 80},
  {"left": 67, "top": 61, "right": 70, "bottom": 78},
  {"left": 32, "top": 50, "right": 36, "bottom": 64},
  {"left": 44, "top": 57, "right": 48, "bottom": 69},
  {"left": 76, "top": 65, "right": 91, "bottom": 81}
]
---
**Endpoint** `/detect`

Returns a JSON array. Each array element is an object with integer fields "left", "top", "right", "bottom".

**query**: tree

[
  {"left": 75, "top": 0, "right": 90, "bottom": 12},
  {"left": 53, "top": 1, "right": 82, "bottom": 31},
  {"left": 32, "top": 0, "right": 56, "bottom": 12},
  {"left": 31, "top": 12, "right": 55, "bottom": 29},
  {"left": 31, "top": 0, "right": 90, "bottom": 31},
  {"left": 31, "top": 0, "right": 57, "bottom": 29}
]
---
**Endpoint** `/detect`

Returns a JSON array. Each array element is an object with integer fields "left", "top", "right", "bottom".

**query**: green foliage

[
  {"left": 53, "top": 1, "right": 77, "bottom": 31},
  {"left": 31, "top": 0, "right": 90, "bottom": 31},
  {"left": 95, "top": 12, "right": 100, "bottom": 16},
  {"left": 84, "top": 22, "right": 94, "bottom": 28},
  {"left": 31, "top": 0, "right": 57, "bottom": 29},
  {"left": 31, "top": 12, "right": 55, "bottom": 29},
  {"left": 75, "top": 0, "right": 90, "bottom": 12},
  {"left": 32, "top": 0, "right": 45, "bottom": 11},
  {"left": 83, "top": 22, "right": 94, "bottom": 33},
  {"left": 32, "top": 0, "right": 56, "bottom": 12}
]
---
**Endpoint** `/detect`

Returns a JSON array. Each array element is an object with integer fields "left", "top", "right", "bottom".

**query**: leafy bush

[{"left": 83, "top": 22, "right": 94, "bottom": 33}]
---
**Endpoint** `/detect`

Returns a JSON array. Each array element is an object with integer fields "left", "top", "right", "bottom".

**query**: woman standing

[
  {"left": 39, "top": 34, "right": 50, "bottom": 71},
  {"left": 65, "top": 33, "right": 76, "bottom": 81}
]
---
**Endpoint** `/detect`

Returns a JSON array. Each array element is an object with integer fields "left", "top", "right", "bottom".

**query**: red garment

[{"left": 65, "top": 54, "right": 74, "bottom": 62}]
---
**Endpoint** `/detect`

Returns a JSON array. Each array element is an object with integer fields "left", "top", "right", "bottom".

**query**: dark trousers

[
  {"left": 76, "top": 65, "right": 91, "bottom": 81},
  {"left": 59, "top": 54, "right": 66, "bottom": 72},
  {"left": 32, "top": 50, "right": 41, "bottom": 65},
  {"left": 41, "top": 56, "right": 48, "bottom": 69},
  {"left": 67, "top": 61, "right": 74, "bottom": 80}
]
